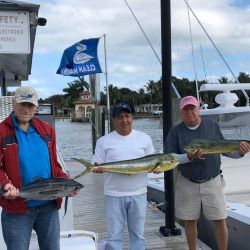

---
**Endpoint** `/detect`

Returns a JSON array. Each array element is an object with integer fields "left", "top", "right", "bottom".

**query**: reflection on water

[{"left": 55, "top": 118, "right": 163, "bottom": 160}]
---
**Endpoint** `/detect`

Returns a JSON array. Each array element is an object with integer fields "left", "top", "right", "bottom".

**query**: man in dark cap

[{"left": 92, "top": 103, "right": 155, "bottom": 250}]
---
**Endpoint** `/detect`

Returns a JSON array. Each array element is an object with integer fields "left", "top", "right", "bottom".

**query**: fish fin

[
  {"left": 71, "top": 158, "right": 93, "bottom": 179},
  {"left": 150, "top": 162, "right": 161, "bottom": 172},
  {"left": 63, "top": 196, "right": 68, "bottom": 218},
  {"left": 153, "top": 166, "right": 163, "bottom": 173}
]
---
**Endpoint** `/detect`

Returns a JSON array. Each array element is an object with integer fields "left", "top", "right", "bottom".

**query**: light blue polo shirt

[{"left": 12, "top": 112, "right": 52, "bottom": 207}]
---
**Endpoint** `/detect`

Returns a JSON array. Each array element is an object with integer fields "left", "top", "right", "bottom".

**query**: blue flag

[{"left": 56, "top": 38, "right": 102, "bottom": 76}]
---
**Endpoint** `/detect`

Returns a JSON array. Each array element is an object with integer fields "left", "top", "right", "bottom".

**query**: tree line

[{"left": 39, "top": 72, "right": 250, "bottom": 114}]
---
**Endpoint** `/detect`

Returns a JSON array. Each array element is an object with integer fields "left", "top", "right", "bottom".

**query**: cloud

[{"left": 21, "top": 0, "right": 250, "bottom": 98}]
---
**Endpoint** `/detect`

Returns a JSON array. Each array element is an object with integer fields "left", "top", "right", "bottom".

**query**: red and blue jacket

[{"left": 0, "top": 114, "right": 68, "bottom": 213}]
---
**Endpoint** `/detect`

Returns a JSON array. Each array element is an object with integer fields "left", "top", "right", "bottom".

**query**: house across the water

[
  {"left": 72, "top": 91, "right": 105, "bottom": 122},
  {"left": 135, "top": 104, "right": 162, "bottom": 116},
  {"left": 72, "top": 91, "right": 94, "bottom": 122}
]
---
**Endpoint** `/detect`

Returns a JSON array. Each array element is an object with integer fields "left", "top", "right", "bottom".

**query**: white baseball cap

[{"left": 14, "top": 86, "right": 38, "bottom": 107}]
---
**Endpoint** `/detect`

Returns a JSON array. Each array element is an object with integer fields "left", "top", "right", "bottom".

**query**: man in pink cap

[
  {"left": 165, "top": 96, "right": 250, "bottom": 250},
  {"left": 179, "top": 96, "right": 199, "bottom": 110}
]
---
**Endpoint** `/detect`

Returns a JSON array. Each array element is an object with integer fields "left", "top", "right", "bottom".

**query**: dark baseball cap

[{"left": 112, "top": 103, "right": 132, "bottom": 118}]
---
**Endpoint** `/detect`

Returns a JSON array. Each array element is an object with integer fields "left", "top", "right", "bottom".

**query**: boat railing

[{"left": 200, "top": 83, "right": 250, "bottom": 109}]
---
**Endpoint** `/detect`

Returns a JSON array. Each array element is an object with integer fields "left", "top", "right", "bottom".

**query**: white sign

[{"left": 0, "top": 11, "right": 30, "bottom": 54}]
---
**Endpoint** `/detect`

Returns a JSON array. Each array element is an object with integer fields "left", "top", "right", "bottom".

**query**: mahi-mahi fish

[
  {"left": 0, "top": 178, "right": 84, "bottom": 216},
  {"left": 184, "top": 138, "right": 249, "bottom": 154},
  {"left": 72, "top": 153, "right": 179, "bottom": 179}
]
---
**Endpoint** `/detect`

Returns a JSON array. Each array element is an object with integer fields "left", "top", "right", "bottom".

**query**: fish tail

[
  {"left": 63, "top": 196, "right": 68, "bottom": 218},
  {"left": 71, "top": 158, "right": 93, "bottom": 179}
]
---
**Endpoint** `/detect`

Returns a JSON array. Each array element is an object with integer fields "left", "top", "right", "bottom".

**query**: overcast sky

[{"left": 19, "top": 0, "right": 250, "bottom": 98}]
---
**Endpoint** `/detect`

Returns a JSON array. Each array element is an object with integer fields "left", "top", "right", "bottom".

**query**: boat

[{"left": 147, "top": 84, "right": 250, "bottom": 250}]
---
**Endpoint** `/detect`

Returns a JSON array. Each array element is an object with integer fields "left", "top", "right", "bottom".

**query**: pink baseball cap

[{"left": 180, "top": 96, "right": 199, "bottom": 110}]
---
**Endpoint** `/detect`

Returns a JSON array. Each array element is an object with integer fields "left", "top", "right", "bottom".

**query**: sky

[{"left": 12, "top": 0, "right": 250, "bottom": 98}]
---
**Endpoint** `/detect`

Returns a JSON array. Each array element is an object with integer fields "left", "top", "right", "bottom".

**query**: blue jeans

[
  {"left": 1, "top": 201, "right": 60, "bottom": 250},
  {"left": 105, "top": 194, "right": 147, "bottom": 250}
]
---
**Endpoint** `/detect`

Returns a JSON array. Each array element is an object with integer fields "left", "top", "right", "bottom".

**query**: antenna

[
  {"left": 200, "top": 45, "right": 208, "bottom": 83},
  {"left": 186, "top": 0, "right": 199, "bottom": 102}
]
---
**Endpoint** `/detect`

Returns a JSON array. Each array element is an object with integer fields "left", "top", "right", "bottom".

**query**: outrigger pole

[
  {"left": 159, "top": 0, "right": 181, "bottom": 237},
  {"left": 103, "top": 34, "right": 111, "bottom": 133}
]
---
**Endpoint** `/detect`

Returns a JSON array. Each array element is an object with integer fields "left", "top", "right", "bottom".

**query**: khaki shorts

[{"left": 175, "top": 173, "right": 227, "bottom": 220}]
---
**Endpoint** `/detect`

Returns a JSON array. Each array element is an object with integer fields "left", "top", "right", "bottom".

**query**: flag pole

[{"left": 103, "top": 34, "right": 111, "bottom": 133}]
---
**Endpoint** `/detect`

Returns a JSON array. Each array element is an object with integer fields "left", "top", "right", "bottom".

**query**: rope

[
  {"left": 186, "top": 0, "right": 199, "bottom": 102},
  {"left": 123, "top": 0, "right": 181, "bottom": 98},
  {"left": 183, "top": 0, "right": 249, "bottom": 105}
]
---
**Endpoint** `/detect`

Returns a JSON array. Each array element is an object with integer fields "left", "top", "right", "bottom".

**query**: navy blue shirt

[{"left": 165, "top": 118, "right": 223, "bottom": 180}]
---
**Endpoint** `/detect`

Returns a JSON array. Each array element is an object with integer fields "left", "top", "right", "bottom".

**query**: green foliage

[
  {"left": 43, "top": 94, "right": 65, "bottom": 114},
  {"left": 236, "top": 72, "right": 250, "bottom": 106},
  {"left": 39, "top": 72, "right": 250, "bottom": 111},
  {"left": 238, "top": 72, "right": 250, "bottom": 83},
  {"left": 218, "top": 76, "right": 229, "bottom": 84},
  {"left": 144, "top": 80, "right": 162, "bottom": 104},
  {"left": 63, "top": 76, "right": 89, "bottom": 107}
]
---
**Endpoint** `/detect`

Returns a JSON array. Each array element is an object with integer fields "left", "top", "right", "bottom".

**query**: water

[{"left": 55, "top": 118, "right": 163, "bottom": 160}]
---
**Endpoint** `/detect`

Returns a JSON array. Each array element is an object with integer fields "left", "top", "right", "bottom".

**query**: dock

[{"left": 67, "top": 160, "right": 210, "bottom": 250}]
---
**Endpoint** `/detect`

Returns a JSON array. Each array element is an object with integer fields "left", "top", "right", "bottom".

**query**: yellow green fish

[
  {"left": 184, "top": 138, "right": 247, "bottom": 154},
  {"left": 72, "top": 153, "right": 179, "bottom": 179}
]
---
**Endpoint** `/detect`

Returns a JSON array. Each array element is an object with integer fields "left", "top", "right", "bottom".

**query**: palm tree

[
  {"left": 107, "top": 84, "right": 119, "bottom": 105},
  {"left": 218, "top": 76, "right": 229, "bottom": 84},
  {"left": 145, "top": 80, "right": 162, "bottom": 113},
  {"left": 63, "top": 78, "right": 88, "bottom": 107},
  {"left": 138, "top": 88, "right": 145, "bottom": 112},
  {"left": 73, "top": 76, "right": 90, "bottom": 91}
]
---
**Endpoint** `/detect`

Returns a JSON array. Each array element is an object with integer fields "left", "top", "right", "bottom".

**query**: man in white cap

[
  {"left": 165, "top": 96, "right": 250, "bottom": 250},
  {"left": 0, "top": 86, "right": 70, "bottom": 250}
]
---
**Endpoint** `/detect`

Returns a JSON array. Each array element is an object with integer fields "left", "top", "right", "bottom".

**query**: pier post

[
  {"left": 90, "top": 74, "right": 103, "bottom": 153},
  {"left": 159, "top": 0, "right": 181, "bottom": 237}
]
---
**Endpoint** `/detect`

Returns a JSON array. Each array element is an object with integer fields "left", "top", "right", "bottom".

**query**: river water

[{"left": 55, "top": 118, "right": 163, "bottom": 160}]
